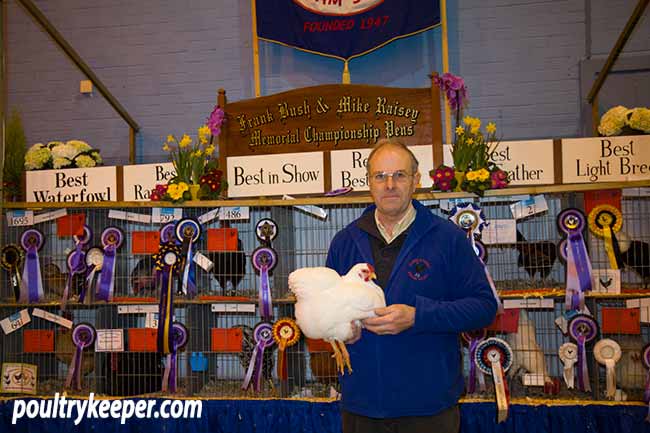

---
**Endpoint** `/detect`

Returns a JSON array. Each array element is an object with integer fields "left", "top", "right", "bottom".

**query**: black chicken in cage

[
  {"left": 207, "top": 239, "right": 247, "bottom": 295},
  {"left": 515, "top": 230, "right": 557, "bottom": 280}
]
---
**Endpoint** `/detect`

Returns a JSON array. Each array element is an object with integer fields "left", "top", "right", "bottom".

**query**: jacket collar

[{"left": 350, "top": 199, "right": 440, "bottom": 290}]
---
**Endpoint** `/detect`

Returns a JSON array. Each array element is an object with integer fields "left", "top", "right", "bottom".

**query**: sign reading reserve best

[
  {"left": 562, "top": 135, "right": 650, "bottom": 183},
  {"left": 122, "top": 163, "right": 176, "bottom": 201},
  {"left": 26, "top": 166, "right": 118, "bottom": 203}
]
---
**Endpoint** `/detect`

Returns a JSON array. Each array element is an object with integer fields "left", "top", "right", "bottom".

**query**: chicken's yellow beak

[{"left": 370, "top": 272, "right": 377, "bottom": 280}]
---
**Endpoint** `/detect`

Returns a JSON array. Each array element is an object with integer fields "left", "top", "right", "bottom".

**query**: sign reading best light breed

[
  {"left": 26, "top": 166, "right": 117, "bottom": 203},
  {"left": 562, "top": 135, "right": 650, "bottom": 183},
  {"left": 227, "top": 152, "right": 324, "bottom": 197},
  {"left": 330, "top": 145, "right": 434, "bottom": 191}
]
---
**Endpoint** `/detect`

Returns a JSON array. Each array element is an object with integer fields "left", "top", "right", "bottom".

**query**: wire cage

[{"left": 1, "top": 188, "right": 649, "bottom": 402}]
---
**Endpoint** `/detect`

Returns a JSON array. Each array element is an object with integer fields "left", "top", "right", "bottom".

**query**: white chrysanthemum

[
  {"left": 90, "top": 151, "right": 103, "bottom": 165},
  {"left": 75, "top": 154, "right": 96, "bottom": 168},
  {"left": 598, "top": 105, "right": 629, "bottom": 136},
  {"left": 53, "top": 157, "right": 72, "bottom": 169},
  {"left": 24, "top": 147, "right": 51, "bottom": 170},
  {"left": 627, "top": 107, "right": 650, "bottom": 133},
  {"left": 66, "top": 140, "right": 92, "bottom": 153},
  {"left": 51, "top": 143, "right": 80, "bottom": 160}
]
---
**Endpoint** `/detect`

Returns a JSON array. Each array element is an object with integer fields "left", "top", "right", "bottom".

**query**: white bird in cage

[
  {"left": 288, "top": 263, "right": 386, "bottom": 375},
  {"left": 506, "top": 309, "right": 552, "bottom": 385}
]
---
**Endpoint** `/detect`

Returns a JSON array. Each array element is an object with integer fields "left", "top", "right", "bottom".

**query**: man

[{"left": 326, "top": 139, "right": 498, "bottom": 433}]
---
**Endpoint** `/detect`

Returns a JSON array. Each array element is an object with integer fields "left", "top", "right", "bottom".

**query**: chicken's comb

[{"left": 367, "top": 263, "right": 375, "bottom": 273}]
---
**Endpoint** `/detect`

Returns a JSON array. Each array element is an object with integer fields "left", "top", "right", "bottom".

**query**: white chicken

[{"left": 288, "top": 263, "right": 386, "bottom": 375}]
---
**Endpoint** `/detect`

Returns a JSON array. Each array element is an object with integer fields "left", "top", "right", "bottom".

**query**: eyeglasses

[{"left": 370, "top": 170, "right": 414, "bottom": 183}]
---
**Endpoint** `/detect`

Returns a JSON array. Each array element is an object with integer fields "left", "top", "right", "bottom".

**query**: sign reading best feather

[
  {"left": 219, "top": 83, "right": 442, "bottom": 196},
  {"left": 26, "top": 166, "right": 118, "bottom": 202}
]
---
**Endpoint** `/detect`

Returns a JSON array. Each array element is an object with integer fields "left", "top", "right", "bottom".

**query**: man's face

[{"left": 368, "top": 146, "right": 420, "bottom": 220}]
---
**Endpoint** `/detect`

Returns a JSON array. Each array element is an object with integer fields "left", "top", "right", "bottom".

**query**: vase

[
  {"left": 189, "top": 184, "right": 201, "bottom": 201},
  {"left": 454, "top": 171, "right": 466, "bottom": 192}
]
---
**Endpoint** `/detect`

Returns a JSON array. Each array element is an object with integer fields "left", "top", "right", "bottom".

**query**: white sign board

[
  {"left": 443, "top": 140, "right": 555, "bottom": 186},
  {"left": 122, "top": 162, "right": 176, "bottom": 201},
  {"left": 227, "top": 151, "right": 324, "bottom": 197},
  {"left": 26, "top": 166, "right": 118, "bottom": 202},
  {"left": 330, "top": 145, "right": 434, "bottom": 191},
  {"left": 562, "top": 135, "right": 650, "bottom": 183}
]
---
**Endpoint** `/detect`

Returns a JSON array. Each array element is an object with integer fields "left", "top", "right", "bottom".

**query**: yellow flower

[
  {"left": 162, "top": 144, "right": 170, "bottom": 152},
  {"left": 486, "top": 122, "right": 497, "bottom": 134},
  {"left": 463, "top": 116, "right": 475, "bottom": 126},
  {"left": 466, "top": 138, "right": 474, "bottom": 145},
  {"left": 477, "top": 168, "right": 490, "bottom": 181},
  {"left": 167, "top": 182, "right": 189, "bottom": 200},
  {"left": 466, "top": 171, "right": 477, "bottom": 181},
  {"left": 176, "top": 182, "right": 189, "bottom": 193},
  {"left": 470, "top": 118, "right": 481, "bottom": 134},
  {"left": 455, "top": 126, "right": 465, "bottom": 135},
  {"left": 198, "top": 125, "right": 211, "bottom": 145},
  {"left": 205, "top": 145, "right": 215, "bottom": 156},
  {"left": 192, "top": 150, "right": 203, "bottom": 158},
  {"left": 179, "top": 134, "right": 192, "bottom": 148},
  {"left": 166, "top": 135, "right": 175, "bottom": 143}
]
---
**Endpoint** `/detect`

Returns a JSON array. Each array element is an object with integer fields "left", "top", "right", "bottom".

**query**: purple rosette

[
  {"left": 568, "top": 314, "right": 598, "bottom": 392},
  {"left": 162, "top": 322, "right": 188, "bottom": 393},
  {"left": 175, "top": 218, "right": 202, "bottom": 298},
  {"left": 160, "top": 223, "right": 177, "bottom": 244},
  {"left": 97, "top": 227, "right": 123, "bottom": 302},
  {"left": 252, "top": 246, "right": 278, "bottom": 321},
  {"left": 242, "top": 322, "right": 276, "bottom": 392},
  {"left": 557, "top": 208, "right": 592, "bottom": 312},
  {"left": 20, "top": 229, "right": 45, "bottom": 303},
  {"left": 65, "top": 323, "right": 96, "bottom": 390},
  {"left": 325, "top": 187, "right": 353, "bottom": 197}
]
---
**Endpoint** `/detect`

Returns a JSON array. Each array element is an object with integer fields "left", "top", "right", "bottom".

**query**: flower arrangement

[
  {"left": 598, "top": 105, "right": 650, "bottom": 136},
  {"left": 432, "top": 72, "right": 468, "bottom": 113},
  {"left": 151, "top": 105, "right": 227, "bottom": 202},
  {"left": 24, "top": 140, "right": 102, "bottom": 170},
  {"left": 430, "top": 114, "right": 509, "bottom": 196}
]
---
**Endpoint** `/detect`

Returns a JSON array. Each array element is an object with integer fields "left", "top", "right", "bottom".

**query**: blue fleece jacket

[{"left": 326, "top": 199, "right": 497, "bottom": 418}]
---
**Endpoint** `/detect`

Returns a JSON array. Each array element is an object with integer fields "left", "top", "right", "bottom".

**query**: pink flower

[
  {"left": 154, "top": 184, "right": 168, "bottom": 194},
  {"left": 150, "top": 191, "right": 161, "bottom": 201},
  {"left": 491, "top": 170, "right": 508, "bottom": 189},
  {"left": 207, "top": 105, "right": 225, "bottom": 136},
  {"left": 438, "top": 180, "right": 452, "bottom": 191},
  {"left": 443, "top": 167, "right": 455, "bottom": 180}
]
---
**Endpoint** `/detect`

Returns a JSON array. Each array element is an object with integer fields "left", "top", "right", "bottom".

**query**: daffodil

[
  {"left": 466, "top": 138, "right": 474, "bottom": 145},
  {"left": 486, "top": 122, "right": 497, "bottom": 134},
  {"left": 455, "top": 126, "right": 465, "bottom": 135},
  {"left": 179, "top": 134, "right": 192, "bottom": 148},
  {"left": 162, "top": 144, "right": 170, "bottom": 152},
  {"left": 192, "top": 150, "right": 203, "bottom": 158},
  {"left": 205, "top": 145, "right": 215, "bottom": 156},
  {"left": 166, "top": 135, "right": 175, "bottom": 143},
  {"left": 198, "top": 125, "right": 211, "bottom": 145}
]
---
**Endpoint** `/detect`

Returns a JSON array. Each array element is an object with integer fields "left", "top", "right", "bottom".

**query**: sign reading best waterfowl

[{"left": 218, "top": 82, "right": 442, "bottom": 197}]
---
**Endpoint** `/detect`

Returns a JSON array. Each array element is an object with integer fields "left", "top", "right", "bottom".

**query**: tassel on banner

[{"left": 342, "top": 60, "right": 351, "bottom": 84}]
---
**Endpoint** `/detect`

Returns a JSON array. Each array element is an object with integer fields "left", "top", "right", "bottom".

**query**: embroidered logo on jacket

[{"left": 407, "top": 258, "right": 431, "bottom": 281}]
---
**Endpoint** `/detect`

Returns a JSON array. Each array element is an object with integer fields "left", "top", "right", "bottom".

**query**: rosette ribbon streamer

[
  {"left": 475, "top": 338, "right": 513, "bottom": 423},
  {"left": 97, "top": 227, "right": 123, "bottom": 302},
  {"left": 84, "top": 247, "right": 104, "bottom": 304},
  {"left": 242, "top": 322, "right": 276, "bottom": 392},
  {"left": 557, "top": 209, "right": 592, "bottom": 312},
  {"left": 568, "top": 314, "right": 598, "bottom": 392},
  {"left": 65, "top": 323, "right": 96, "bottom": 390},
  {"left": 154, "top": 243, "right": 181, "bottom": 355},
  {"left": 558, "top": 342, "right": 578, "bottom": 389},
  {"left": 1, "top": 245, "right": 24, "bottom": 302},
  {"left": 449, "top": 204, "right": 502, "bottom": 312},
  {"left": 272, "top": 318, "right": 300, "bottom": 381},
  {"left": 588, "top": 205, "right": 624, "bottom": 270},
  {"left": 593, "top": 338, "right": 621, "bottom": 399},
  {"left": 175, "top": 219, "right": 201, "bottom": 298},
  {"left": 20, "top": 229, "right": 45, "bottom": 303},
  {"left": 62, "top": 225, "right": 92, "bottom": 309},
  {"left": 252, "top": 247, "right": 277, "bottom": 321},
  {"left": 161, "top": 322, "right": 188, "bottom": 393},
  {"left": 462, "top": 329, "right": 488, "bottom": 394}
]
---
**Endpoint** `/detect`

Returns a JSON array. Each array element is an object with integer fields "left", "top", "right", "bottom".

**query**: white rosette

[
  {"left": 558, "top": 342, "right": 578, "bottom": 389},
  {"left": 593, "top": 338, "right": 622, "bottom": 399}
]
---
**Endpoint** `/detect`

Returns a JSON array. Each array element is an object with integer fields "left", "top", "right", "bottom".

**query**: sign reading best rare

[
  {"left": 330, "top": 145, "right": 434, "bottom": 191},
  {"left": 562, "top": 136, "right": 650, "bottom": 183},
  {"left": 227, "top": 151, "right": 324, "bottom": 197},
  {"left": 443, "top": 139, "right": 555, "bottom": 186},
  {"left": 26, "top": 166, "right": 118, "bottom": 203},
  {"left": 122, "top": 163, "right": 176, "bottom": 201}
]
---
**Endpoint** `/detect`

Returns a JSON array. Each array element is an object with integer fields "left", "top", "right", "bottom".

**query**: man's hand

[
  {"left": 345, "top": 321, "right": 362, "bottom": 344},
  {"left": 362, "top": 304, "right": 415, "bottom": 335}
]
